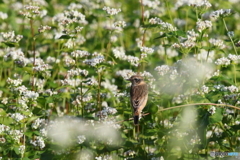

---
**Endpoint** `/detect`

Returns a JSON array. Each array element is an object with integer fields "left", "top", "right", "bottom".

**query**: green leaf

[
  {"left": 209, "top": 108, "right": 223, "bottom": 124},
  {"left": 58, "top": 34, "right": 71, "bottom": 39},
  {"left": 13, "top": 146, "right": 20, "bottom": 155},
  {"left": 2, "top": 41, "right": 19, "bottom": 47}
]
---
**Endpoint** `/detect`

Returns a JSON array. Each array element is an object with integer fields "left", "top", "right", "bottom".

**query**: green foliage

[{"left": 0, "top": 0, "right": 240, "bottom": 160}]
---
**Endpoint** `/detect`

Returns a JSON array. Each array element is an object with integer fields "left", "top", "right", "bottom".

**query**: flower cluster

[
  {"left": 211, "top": 9, "right": 234, "bottom": 19},
  {"left": 196, "top": 19, "right": 212, "bottom": 32},
  {"left": 102, "top": 6, "right": 121, "bottom": 15},
  {"left": 1, "top": 31, "right": 23, "bottom": 43}
]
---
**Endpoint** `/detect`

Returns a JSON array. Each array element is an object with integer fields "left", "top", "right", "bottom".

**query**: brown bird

[{"left": 127, "top": 75, "right": 148, "bottom": 125}]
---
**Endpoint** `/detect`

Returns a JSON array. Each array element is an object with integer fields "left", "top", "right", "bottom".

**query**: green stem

[
  {"left": 222, "top": 18, "right": 238, "bottom": 55},
  {"left": 233, "top": 63, "right": 237, "bottom": 85}
]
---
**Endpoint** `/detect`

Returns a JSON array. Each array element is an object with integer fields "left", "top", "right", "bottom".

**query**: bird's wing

[{"left": 130, "top": 84, "right": 148, "bottom": 111}]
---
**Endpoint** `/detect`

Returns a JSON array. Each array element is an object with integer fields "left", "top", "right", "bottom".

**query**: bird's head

[{"left": 127, "top": 75, "right": 144, "bottom": 85}]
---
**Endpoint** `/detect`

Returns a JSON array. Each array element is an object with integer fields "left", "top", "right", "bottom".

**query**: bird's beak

[{"left": 126, "top": 78, "right": 130, "bottom": 81}]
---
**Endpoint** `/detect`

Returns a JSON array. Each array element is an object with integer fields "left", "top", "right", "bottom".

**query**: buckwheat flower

[
  {"left": 71, "top": 50, "right": 90, "bottom": 58},
  {"left": 155, "top": 65, "right": 170, "bottom": 76},
  {"left": 0, "top": 12, "right": 7, "bottom": 19},
  {"left": 11, "top": 113, "right": 25, "bottom": 122},
  {"left": 158, "top": 22, "right": 177, "bottom": 31},
  {"left": 113, "top": 21, "right": 126, "bottom": 31},
  {"left": 149, "top": 17, "right": 162, "bottom": 24},
  {"left": 201, "top": 85, "right": 209, "bottom": 93},
  {"left": 169, "top": 69, "right": 179, "bottom": 80},
  {"left": 208, "top": 106, "right": 216, "bottom": 115},
  {"left": 210, "top": 9, "right": 234, "bottom": 19},
  {"left": 83, "top": 55, "right": 105, "bottom": 67},
  {"left": 75, "top": 26, "right": 84, "bottom": 33},
  {"left": 77, "top": 135, "right": 86, "bottom": 144},
  {"left": 124, "top": 150, "right": 136, "bottom": 156},
  {"left": 38, "top": 25, "right": 51, "bottom": 33},
  {"left": 102, "top": 6, "right": 121, "bottom": 15},
  {"left": 189, "top": 0, "right": 212, "bottom": 8},
  {"left": 6, "top": 78, "right": 22, "bottom": 86},
  {"left": 8, "top": 129, "right": 23, "bottom": 142},
  {"left": 187, "top": 29, "right": 199, "bottom": 41},
  {"left": 1, "top": 98, "right": 8, "bottom": 105},
  {"left": 140, "top": 46, "right": 154, "bottom": 54},
  {"left": 67, "top": 68, "right": 88, "bottom": 77},
  {"left": 23, "top": 90, "right": 39, "bottom": 100},
  {"left": 30, "top": 136, "right": 45, "bottom": 149},
  {"left": 112, "top": 47, "right": 126, "bottom": 59},
  {"left": 1, "top": 31, "right": 23, "bottom": 43},
  {"left": 196, "top": 19, "right": 212, "bottom": 32},
  {"left": 63, "top": 56, "right": 75, "bottom": 67},
  {"left": 175, "top": 0, "right": 211, "bottom": 9},
  {"left": 32, "top": 118, "right": 45, "bottom": 129},
  {"left": 33, "top": 63, "right": 50, "bottom": 72},
  {"left": 110, "top": 35, "right": 118, "bottom": 42},
  {"left": 19, "top": 5, "right": 41, "bottom": 18},
  {"left": 68, "top": 3, "right": 83, "bottom": 10},
  {"left": 226, "top": 85, "right": 238, "bottom": 93},
  {"left": 215, "top": 57, "right": 230, "bottom": 66},
  {"left": 209, "top": 38, "right": 226, "bottom": 49},
  {"left": 228, "top": 54, "right": 240, "bottom": 61},
  {"left": 126, "top": 55, "right": 139, "bottom": 67},
  {"left": 4, "top": 48, "right": 25, "bottom": 61},
  {"left": 19, "top": 145, "right": 25, "bottom": 155},
  {"left": 116, "top": 69, "right": 135, "bottom": 79},
  {"left": 172, "top": 40, "right": 196, "bottom": 49}
]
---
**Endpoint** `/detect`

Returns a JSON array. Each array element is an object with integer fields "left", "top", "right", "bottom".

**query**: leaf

[
  {"left": 209, "top": 108, "right": 223, "bottom": 124},
  {"left": 14, "top": 146, "right": 20, "bottom": 155},
  {"left": 154, "top": 33, "right": 167, "bottom": 39},
  {"left": 2, "top": 41, "right": 19, "bottom": 47},
  {"left": 58, "top": 34, "right": 71, "bottom": 39}
]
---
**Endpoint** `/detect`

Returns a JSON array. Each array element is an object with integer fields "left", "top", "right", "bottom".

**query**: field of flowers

[{"left": 0, "top": 0, "right": 240, "bottom": 159}]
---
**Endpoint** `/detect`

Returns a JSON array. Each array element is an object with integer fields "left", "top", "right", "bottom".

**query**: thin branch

[{"left": 159, "top": 103, "right": 240, "bottom": 111}]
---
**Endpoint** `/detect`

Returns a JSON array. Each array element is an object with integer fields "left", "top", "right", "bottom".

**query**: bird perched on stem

[{"left": 127, "top": 75, "right": 148, "bottom": 125}]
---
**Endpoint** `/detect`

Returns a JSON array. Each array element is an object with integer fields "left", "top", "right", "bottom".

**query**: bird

[{"left": 127, "top": 75, "right": 148, "bottom": 125}]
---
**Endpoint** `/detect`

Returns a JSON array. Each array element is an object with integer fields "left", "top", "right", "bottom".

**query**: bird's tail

[{"left": 134, "top": 115, "right": 139, "bottom": 125}]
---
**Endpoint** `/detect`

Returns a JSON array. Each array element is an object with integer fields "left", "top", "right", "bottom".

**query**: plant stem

[
  {"left": 159, "top": 103, "right": 240, "bottom": 112},
  {"left": 222, "top": 18, "right": 238, "bottom": 55}
]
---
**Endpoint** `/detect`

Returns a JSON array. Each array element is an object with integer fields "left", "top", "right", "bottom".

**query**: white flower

[
  {"left": 19, "top": 145, "right": 25, "bottom": 155},
  {"left": 208, "top": 106, "right": 216, "bottom": 115},
  {"left": 158, "top": 22, "right": 177, "bottom": 31},
  {"left": 77, "top": 135, "right": 86, "bottom": 144},
  {"left": 112, "top": 47, "right": 126, "bottom": 59},
  {"left": 210, "top": 9, "right": 233, "bottom": 19},
  {"left": 0, "top": 12, "right": 7, "bottom": 19},
  {"left": 149, "top": 17, "right": 162, "bottom": 24},
  {"left": 196, "top": 19, "right": 212, "bottom": 32},
  {"left": 11, "top": 113, "right": 25, "bottom": 122},
  {"left": 71, "top": 50, "right": 90, "bottom": 58},
  {"left": 209, "top": 38, "right": 225, "bottom": 49},
  {"left": 102, "top": 6, "right": 121, "bottom": 15},
  {"left": 140, "top": 46, "right": 154, "bottom": 54},
  {"left": 228, "top": 54, "right": 240, "bottom": 61},
  {"left": 30, "top": 136, "right": 45, "bottom": 149},
  {"left": 83, "top": 55, "right": 105, "bottom": 67},
  {"left": 6, "top": 78, "right": 22, "bottom": 86},
  {"left": 155, "top": 65, "right": 170, "bottom": 76},
  {"left": 113, "top": 21, "right": 126, "bottom": 30},
  {"left": 23, "top": 90, "right": 39, "bottom": 100},
  {"left": 215, "top": 57, "right": 230, "bottom": 66},
  {"left": 201, "top": 85, "right": 209, "bottom": 93}
]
